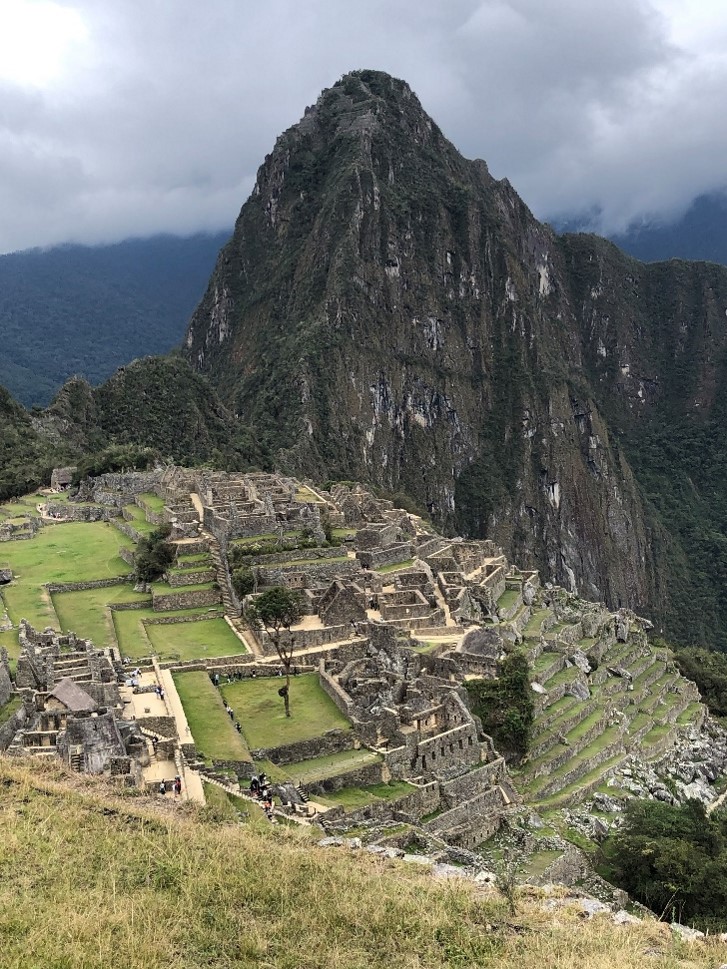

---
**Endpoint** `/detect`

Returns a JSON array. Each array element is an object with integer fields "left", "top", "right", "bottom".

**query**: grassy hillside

[{"left": 0, "top": 756, "right": 723, "bottom": 969}]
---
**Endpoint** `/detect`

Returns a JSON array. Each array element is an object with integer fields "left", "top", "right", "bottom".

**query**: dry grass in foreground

[{"left": 0, "top": 756, "right": 725, "bottom": 969}]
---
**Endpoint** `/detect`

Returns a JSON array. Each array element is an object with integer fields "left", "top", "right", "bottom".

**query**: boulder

[
  {"left": 568, "top": 649, "right": 592, "bottom": 675},
  {"left": 531, "top": 682, "right": 547, "bottom": 694},
  {"left": 612, "top": 910, "right": 641, "bottom": 925},
  {"left": 0, "top": 569, "right": 12, "bottom": 584},
  {"left": 670, "top": 922, "right": 704, "bottom": 941},
  {"left": 566, "top": 679, "right": 590, "bottom": 701}
]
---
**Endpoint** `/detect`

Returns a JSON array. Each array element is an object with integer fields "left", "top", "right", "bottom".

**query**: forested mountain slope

[{"left": 0, "top": 232, "right": 228, "bottom": 407}]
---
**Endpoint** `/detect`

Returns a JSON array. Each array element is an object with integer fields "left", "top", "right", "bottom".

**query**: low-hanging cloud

[{"left": 0, "top": 0, "right": 725, "bottom": 253}]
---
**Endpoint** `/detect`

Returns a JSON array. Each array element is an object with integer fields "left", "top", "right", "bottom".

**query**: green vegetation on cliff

[
  {"left": 465, "top": 652, "right": 534, "bottom": 761},
  {"left": 601, "top": 799, "right": 727, "bottom": 931}
]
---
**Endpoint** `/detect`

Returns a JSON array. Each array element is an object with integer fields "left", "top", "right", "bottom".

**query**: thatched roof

[{"left": 48, "top": 677, "right": 97, "bottom": 713}]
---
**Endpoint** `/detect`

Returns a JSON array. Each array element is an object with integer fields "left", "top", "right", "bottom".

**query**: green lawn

[
  {"left": 0, "top": 521, "right": 133, "bottom": 629},
  {"left": 0, "top": 628, "right": 20, "bottom": 672},
  {"left": 52, "top": 584, "right": 150, "bottom": 648},
  {"left": 112, "top": 606, "right": 225, "bottom": 659},
  {"left": 319, "top": 780, "right": 414, "bottom": 811},
  {"left": 282, "top": 748, "right": 380, "bottom": 784},
  {"left": 145, "top": 618, "right": 246, "bottom": 662},
  {"left": 139, "top": 493, "right": 166, "bottom": 514},
  {"left": 173, "top": 671, "right": 251, "bottom": 762},
  {"left": 220, "top": 673, "right": 351, "bottom": 750},
  {"left": 375, "top": 559, "right": 415, "bottom": 574}
]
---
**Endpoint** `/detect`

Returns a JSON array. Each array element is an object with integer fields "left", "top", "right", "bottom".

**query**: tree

[
  {"left": 231, "top": 566, "right": 256, "bottom": 599},
  {"left": 134, "top": 525, "right": 174, "bottom": 584},
  {"left": 245, "top": 587, "right": 303, "bottom": 717}
]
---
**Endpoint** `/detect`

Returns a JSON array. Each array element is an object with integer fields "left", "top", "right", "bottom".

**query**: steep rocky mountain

[
  {"left": 0, "top": 232, "right": 229, "bottom": 408},
  {"left": 183, "top": 70, "right": 727, "bottom": 649}
]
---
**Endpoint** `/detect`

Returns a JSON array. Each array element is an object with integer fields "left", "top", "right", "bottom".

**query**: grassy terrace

[
  {"left": 221, "top": 673, "right": 351, "bottom": 749},
  {"left": 520, "top": 724, "right": 624, "bottom": 798},
  {"left": 121, "top": 505, "right": 157, "bottom": 536},
  {"left": 146, "top": 618, "right": 245, "bottom": 661},
  {"left": 173, "top": 670, "right": 251, "bottom": 762},
  {"left": 318, "top": 780, "right": 414, "bottom": 811},
  {"left": 295, "top": 486, "right": 325, "bottom": 503},
  {"left": 375, "top": 559, "right": 415, "bottom": 574},
  {"left": 177, "top": 551, "right": 210, "bottom": 564},
  {"left": 138, "top": 492, "right": 166, "bottom": 514},
  {"left": 0, "top": 694, "right": 21, "bottom": 726},
  {"left": 496, "top": 588, "right": 521, "bottom": 612},
  {"left": 112, "top": 606, "right": 226, "bottom": 660},
  {"left": 281, "top": 748, "right": 380, "bottom": 785},
  {"left": 0, "top": 521, "right": 133, "bottom": 630},
  {"left": 52, "top": 584, "right": 150, "bottom": 648}
]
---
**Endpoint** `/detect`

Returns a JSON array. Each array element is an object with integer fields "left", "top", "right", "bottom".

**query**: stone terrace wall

[
  {"left": 0, "top": 704, "right": 27, "bottom": 751},
  {"left": 45, "top": 503, "right": 119, "bottom": 523},
  {"left": 166, "top": 569, "right": 216, "bottom": 587},
  {"left": 250, "top": 728, "right": 353, "bottom": 766},
  {"left": 257, "top": 559, "right": 359, "bottom": 587},
  {"left": 152, "top": 588, "right": 221, "bottom": 612},
  {"left": 304, "top": 759, "right": 384, "bottom": 795},
  {"left": 47, "top": 576, "right": 132, "bottom": 594}
]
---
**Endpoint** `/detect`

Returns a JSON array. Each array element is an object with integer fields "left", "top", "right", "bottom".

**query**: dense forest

[{"left": 0, "top": 232, "right": 228, "bottom": 407}]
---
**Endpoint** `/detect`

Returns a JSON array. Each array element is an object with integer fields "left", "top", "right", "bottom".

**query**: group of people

[
  {"left": 249, "top": 773, "right": 275, "bottom": 820},
  {"left": 159, "top": 775, "right": 183, "bottom": 797}
]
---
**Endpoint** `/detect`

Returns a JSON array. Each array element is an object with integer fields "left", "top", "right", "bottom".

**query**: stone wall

[
  {"left": 166, "top": 569, "right": 216, "bottom": 587},
  {"left": 319, "top": 666, "right": 357, "bottom": 719},
  {"left": 0, "top": 652, "right": 12, "bottom": 707},
  {"left": 137, "top": 715, "right": 178, "bottom": 739},
  {"left": 152, "top": 588, "right": 221, "bottom": 612},
  {"left": 250, "top": 728, "right": 353, "bottom": 766},
  {"left": 145, "top": 611, "right": 223, "bottom": 626},
  {"left": 323, "top": 779, "right": 441, "bottom": 828},
  {"left": 0, "top": 703, "right": 26, "bottom": 751},
  {"left": 45, "top": 503, "right": 119, "bottom": 523},
  {"left": 47, "top": 577, "right": 132, "bottom": 594},
  {"left": 258, "top": 559, "right": 360, "bottom": 588},
  {"left": 356, "top": 544, "right": 413, "bottom": 570},
  {"left": 119, "top": 546, "right": 135, "bottom": 567}
]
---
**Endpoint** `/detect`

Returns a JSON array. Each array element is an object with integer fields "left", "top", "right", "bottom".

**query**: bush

[
  {"left": 464, "top": 652, "right": 534, "bottom": 762},
  {"left": 134, "top": 525, "right": 174, "bottom": 583}
]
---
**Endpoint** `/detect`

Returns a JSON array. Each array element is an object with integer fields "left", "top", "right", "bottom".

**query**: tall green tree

[{"left": 245, "top": 587, "right": 303, "bottom": 718}]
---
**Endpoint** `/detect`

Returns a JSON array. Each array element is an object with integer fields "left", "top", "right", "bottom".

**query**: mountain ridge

[{"left": 182, "top": 69, "right": 727, "bottom": 647}]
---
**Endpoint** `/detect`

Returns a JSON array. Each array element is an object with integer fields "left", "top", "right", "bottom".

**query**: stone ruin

[{"left": 4, "top": 621, "right": 140, "bottom": 777}]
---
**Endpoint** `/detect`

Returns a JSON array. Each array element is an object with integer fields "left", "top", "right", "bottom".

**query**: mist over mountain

[{"left": 0, "top": 231, "right": 229, "bottom": 408}]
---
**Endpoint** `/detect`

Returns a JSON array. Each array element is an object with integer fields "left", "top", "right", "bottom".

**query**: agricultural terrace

[
  {"left": 220, "top": 673, "right": 351, "bottom": 749},
  {"left": 173, "top": 671, "right": 251, "bottom": 763}
]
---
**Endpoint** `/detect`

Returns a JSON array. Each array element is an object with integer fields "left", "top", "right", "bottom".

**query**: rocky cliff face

[{"left": 184, "top": 70, "right": 727, "bottom": 644}]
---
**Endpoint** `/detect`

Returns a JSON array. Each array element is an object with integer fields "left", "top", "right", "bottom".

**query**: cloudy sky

[{"left": 1, "top": 0, "right": 725, "bottom": 254}]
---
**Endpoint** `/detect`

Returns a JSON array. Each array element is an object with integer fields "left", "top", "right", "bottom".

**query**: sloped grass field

[
  {"left": 145, "top": 617, "right": 245, "bottom": 660},
  {"left": 173, "top": 671, "right": 251, "bottom": 762},
  {"left": 52, "top": 583, "right": 150, "bottom": 648},
  {"left": 220, "top": 673, "right": 351, "bottom": 749},
  {"left": 0, "top": 757, "right": 724, "bottom": 969},
  {"left": 0, "top": 520, "right": 134, "bottom": 649}
]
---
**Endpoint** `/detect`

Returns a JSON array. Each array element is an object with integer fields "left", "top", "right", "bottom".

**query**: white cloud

[{"left": 0, "top": 0, "right": 726, "bottom": 251}]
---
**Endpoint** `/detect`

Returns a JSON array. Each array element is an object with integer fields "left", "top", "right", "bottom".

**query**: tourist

[
  {"left": 174, "top": 776, "right": 182, "bottom": 796},
  {"left": 235, "top": 721, "right": 242, "bottom": 733},
  {"left": 159, "top": 780, "right": 166, "bottom": 795},
  {"left": 249, "top": 775, "right": 260, "bottom": 796}
]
